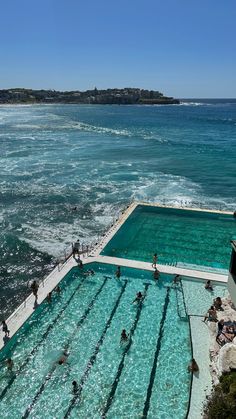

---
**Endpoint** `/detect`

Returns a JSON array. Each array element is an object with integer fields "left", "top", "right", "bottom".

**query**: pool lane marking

[
  {"left": 0, "top": 275, "right": 88, "bottom": 402},
  {"left": 142, "top": 287, "right": 170, "bottom": 419},
  {"left": 100, "top": 283, "right": 150, "bottom": 419},
  {"left": 21, "top": 277, "right": 108, "bottom": 419},
  {"left": 63, "top": 279, "right": 129, "bottom": 419}
]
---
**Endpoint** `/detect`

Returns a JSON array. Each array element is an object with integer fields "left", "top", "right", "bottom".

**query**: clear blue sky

[{"left": 0, "top": 0, "right": 235, "bottom": 97}]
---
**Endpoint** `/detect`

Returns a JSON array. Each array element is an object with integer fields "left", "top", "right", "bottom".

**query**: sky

[{"left": 0, "top": 0, "right": 235, "bottom": 98}]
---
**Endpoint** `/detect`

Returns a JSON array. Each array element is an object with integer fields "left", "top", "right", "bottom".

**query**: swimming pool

[
  {"left": 102, "top": 205, "right": 236, "bottom": 272},
  {"left": 0, "top": 263, "right": 227, "bottom": 418}
]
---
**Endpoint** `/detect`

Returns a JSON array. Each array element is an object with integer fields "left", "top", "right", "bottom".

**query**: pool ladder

[{"left": 174, "top": 280, "right": 188, "bottom": 320}]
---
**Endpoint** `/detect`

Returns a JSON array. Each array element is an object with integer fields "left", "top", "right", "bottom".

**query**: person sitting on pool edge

[
  {"left": 188, "top": 358, "right": 199, "bottom": 373},
  {"left": 203, "top": 305, "right": 218, "bottom": 323},
  {"left": 214, "top": 296, "right": 223, "bottom": 311}
]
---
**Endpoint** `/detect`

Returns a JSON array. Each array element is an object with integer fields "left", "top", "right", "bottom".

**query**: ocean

[{"left": 0, "top": 100, "right": 236, "bottom": 317}]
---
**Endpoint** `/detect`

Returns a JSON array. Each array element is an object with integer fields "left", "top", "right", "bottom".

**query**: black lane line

[
  {"left": 142, "top": 287, "right": 170, "bottom": 419},
  {"left": 21, "top": 277, "right": 108, "bottom": 419},
  {"left": 0, "top": 276, "right": 87, "bottom": 402},
  {"left": 63, "top": 279, "right": 129, "bottom": 419},
  {"left": 101, "top": 283, "right": 150, "bottom": 419}
]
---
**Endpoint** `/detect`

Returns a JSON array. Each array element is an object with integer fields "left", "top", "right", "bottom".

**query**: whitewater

[{"left": 0, "top": 100, "right": 236, "bottom": 316}]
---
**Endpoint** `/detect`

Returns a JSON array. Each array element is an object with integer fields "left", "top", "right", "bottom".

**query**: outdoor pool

[
  {"left": 102, "top": 205, "right": 236, "bottom": 272},
  {"left": 0, "top": 263, "right": 227, "bottom": 418}
]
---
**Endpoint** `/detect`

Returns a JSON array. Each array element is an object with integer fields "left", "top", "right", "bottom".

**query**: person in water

[
  {"left": 116, "top": 266, "right": 121, "bottom": 279},
  {"left": 2, "top": 320, "right": 10, "bottom": 337},
  {"left": 55, "top": 285, "right": 61, "bottom": 294},
  {"left": 205, "top": 280, "right": 213, "bottom": 291},
  {"left": 58, "top": 351, "right": 69, "bottom": 365},
  {"left": 173, "top": 274, "right": 181, "bottom": 285},
  {"left": 153, "top": 268, "right": 160, "bottom": 281},
  {"left": 6, "top": 358, "right": 14, "bottom": 371},
  {"left": 188, "top": 358, "right": 199, "bottom": 373},
  {"left": 120, "top": 329, "right": 129, "bottom": 343},
  {"left": 72, "top": 380, "right": 78, "bottom": 394},
  {"left": 47, "top": 292, "right": 52, "bottom": 303},
  {"left": 132, "top": 292, "right": 143, "bottom": 304}
]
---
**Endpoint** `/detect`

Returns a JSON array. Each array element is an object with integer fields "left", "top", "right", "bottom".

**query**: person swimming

[
  {"left": 72, "top": 380, "right": 78, "bottom": 394},
  {"left": 6, "top": 358, "right": 14, "bottom": 371},
  {"left": 153, "top": 268, "right": 160, "bottom": 281},
  {"left": 115, "top": 266, "right": 121, "bottom": 279},
  {"left": 120, "top": 329, "right": 129, "bottom": 343},
  {"left": 58, "top": 351, "right": 69, "bottom": 365},
  {"left": 173, "top": 274, "right": 181, "bottom": 285},
  {"left": 205, "top": 280, "right": 213, "bottom": 291},
  {"left": 132, "top": 292, "right": 143, "bottom": 304}
]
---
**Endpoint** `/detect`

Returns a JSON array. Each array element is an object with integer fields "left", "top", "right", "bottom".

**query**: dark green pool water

[{"left": 102, "top": 205, "right": 236, "bottom": 271}]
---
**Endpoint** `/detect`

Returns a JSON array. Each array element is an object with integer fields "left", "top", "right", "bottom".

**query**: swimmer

[
  {"left": 55, "top": 285, "right": 61, "bottom": 294},
  {"left": 115, "top": 266, "right": 121, "bottom": 279},
  {"left": 47, "top": 292, "right": 52, "bottom": 303},
  {"left": 205, "top": 280, "right": 213, "bottom": 291},
  {"left": 188, "top": 358, "right": 199, "bottom": 373},
  {"left": 6, "top": 358, "right": 14, "bottom": 371},
  {"left": 120, "top": 329, "right": 129, "bottom": 343},
  {"left": 58, "top": 351, "right": 69, "bottom": 365},
  {"left": 153, "top": 268, "right": 160, "bottom": 281},
  {"left": 173, "top": 275, "right": 181, "bottom": 285},
  {"left": 72, "top": 380, "right": 78, "bottom": 394},
  {"left": 77, "top": 258, "right": 83, "bottom": 269},
  {"left": 132, "top": 292, "right": 143, "bottom": 304},
  {"left": 2, "top": 320, "right": 10, "bottom": 337}
]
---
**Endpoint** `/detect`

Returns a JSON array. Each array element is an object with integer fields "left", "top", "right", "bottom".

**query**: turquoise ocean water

[{"left": 0, "top": 100, "right": 236, "bottom": 316}]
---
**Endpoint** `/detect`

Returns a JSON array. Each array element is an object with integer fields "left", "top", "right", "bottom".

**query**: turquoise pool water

[
  {"left": 0, "top": 263, "right": 227, "bottom": 418},
  {"left": 102, "top": 205, "right": 236, "bottom": 272}
]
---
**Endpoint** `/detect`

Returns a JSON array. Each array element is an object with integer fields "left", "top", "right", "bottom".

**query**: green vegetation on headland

[{"left": 0, "top": 87, "right": 179, "bottom": 105}]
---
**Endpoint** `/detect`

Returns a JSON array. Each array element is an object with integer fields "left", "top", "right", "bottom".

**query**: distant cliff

[{"left": 0, "top": 88, "right": 179, "bottom": 105}]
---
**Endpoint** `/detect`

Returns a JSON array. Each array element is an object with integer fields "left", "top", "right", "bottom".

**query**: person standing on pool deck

[
  {"left": 2, "top": 320, "right": 10, "bottom": 337},
  {"left": 116, "top": 266, "right": 121, "bottom": 279},
  {"left": 31, "top": 280, "right": 39, "bottom": 301},
  {"left": 152, "top": 253, "right": 158, "bottom": 268}
]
